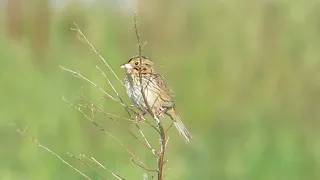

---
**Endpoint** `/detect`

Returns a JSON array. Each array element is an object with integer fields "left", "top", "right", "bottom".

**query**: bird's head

[{"left": 120, "top": 55, "right": 155, "bottom": 74}]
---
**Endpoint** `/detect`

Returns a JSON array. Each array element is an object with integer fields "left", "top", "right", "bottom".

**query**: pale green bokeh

[{"left": 1, "top": 1, "right": 320, "bottom": 179}]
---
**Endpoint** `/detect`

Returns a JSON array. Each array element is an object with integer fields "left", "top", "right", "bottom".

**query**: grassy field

[{"left": 1, "top": 1, "right": 320, "bottom": 179}]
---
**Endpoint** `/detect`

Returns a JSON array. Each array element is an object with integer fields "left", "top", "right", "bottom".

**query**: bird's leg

[
  {"left": 156, "top": 107, "right": 166, "bottom": 118},
  {"left": 135, "top": 112, "right": 146, "bottom": 122}
]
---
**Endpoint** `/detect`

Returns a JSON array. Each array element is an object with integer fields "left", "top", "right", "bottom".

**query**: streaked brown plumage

[{"left": 120, "top": 55, "right": 192, "bottom": 142}]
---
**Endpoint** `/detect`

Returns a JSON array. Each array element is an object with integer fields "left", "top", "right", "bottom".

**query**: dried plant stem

[
  {"left": 68, "top": 153, "right": 108, "bottom": 180},
  {"left": 12, "top": 124, "right": 92, "bottom": 180},
  {"left": 70, "top": 18, "right": 160, "bottom": 155},
  {"left": 96, "top": 65, "right": 135, "bottom": 118},
  {"left": 60, "top": 66, "right": 117, "bottom": 102},
  {"left": 77, "top": 93, "right": 158, "bottom": 154},
  {"left": 135, "top": 122, "right": 157, "bottom": 157},
  {"left": 133, "top": 13, "right": 167, "bottom": 180},
  {"left": 156, "top": 118, "right": 167, "bottom": 180},
  {"left": 96, "top": 53, "right": 158, "bottom": 157},
  {"left": 96, "top": 61, "right": 157, "bottom": 155},
  {"left": 60, "top": 66, "right": 135, "bottom": 112},
  {"left": 57, "top": 14, "right": 169, "bottom": 180},
  {"left": 131, "top": 158, "right": 158, "bottom": 172},
  {"left": 86, "top": 155, "right": 125, "bottom": 180},
  {"left": 62, "top": 97, "right": 154, "bottom": 178},
  {"left": 77, "top": 94, "right": 136, "bottom": 123},
  {"left": 64, "top": 19, "right": 163, "bottom": 179},
  {"left": 96, "top": 65, "right": 158, "bottom": 157},
  {"left": 71, "top": 22, "right": 124, "bottom": 86}
]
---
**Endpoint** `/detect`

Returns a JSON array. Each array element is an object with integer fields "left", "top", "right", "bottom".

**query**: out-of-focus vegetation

[{"left": 1, "top": 0, "right": 320, "bottom": 179}]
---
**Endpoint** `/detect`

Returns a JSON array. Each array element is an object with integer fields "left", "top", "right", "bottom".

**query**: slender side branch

[
  {"left": 96, "top": 66, "right": 135, "bottom": 119},
  {"left": 82, "top": 155, "right": 125, "bottom": 180},
  {"left": 76, "top": 94, "right": 136, "bottom": 123},
  {"left": 135, "top": 123, "right": 158, "bottom": 157},
  {"left": 12, "top": 124, "right": 92, "bottom": 180},
  {"left": 62, "top": 97, "right": 153, "bottom": 178},
  {"left": 96, "top": 66, "right": 158, "bottom": 156},
  {"left": 60, "top": 66, "right": 118, "bottom": 102},
  {"left": 61, "top": 64, "right": 158, "bottom": 155},
  {"left": 131, "top": 158, "right": 158, "bottom": 172},
  {"left": 77, "top": 93, "right": 158, "bottom": 153},
  {"left": 60, "top": 66, "right": 134, "bottom": 112},
  {"left": 68, "top": 153, "right": 108, "bottom": 180},
  {"left": 71, "top": 22, "right": 124, "bottom": 86}
]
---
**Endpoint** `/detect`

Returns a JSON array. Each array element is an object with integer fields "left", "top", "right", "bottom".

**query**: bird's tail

[{"left": 166, "top": 108, "right": 192, "bottom": 142}]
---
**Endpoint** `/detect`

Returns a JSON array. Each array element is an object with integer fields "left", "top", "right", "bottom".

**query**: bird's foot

[
  {"left": 156, "top": 107, "right": 166, "bottom": 118},
  {"left": 135, "top": 112, "right": 146, "bottom": 122}
]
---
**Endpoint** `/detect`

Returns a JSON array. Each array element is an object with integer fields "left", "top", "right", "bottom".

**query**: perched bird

[{"left": 120, "top": 55, "right": 192, "bottom": 142}]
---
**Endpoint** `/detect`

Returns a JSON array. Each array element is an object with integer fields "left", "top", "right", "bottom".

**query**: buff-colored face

[{"left": 120, "top": 56, "right": 155, "bottom": 74}]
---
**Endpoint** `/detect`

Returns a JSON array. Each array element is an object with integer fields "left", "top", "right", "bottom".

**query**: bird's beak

[{"left": 120, "top": 63, "right": 133, "bottom": 69}]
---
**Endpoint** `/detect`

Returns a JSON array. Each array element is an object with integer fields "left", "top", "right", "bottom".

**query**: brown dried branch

[
  {"left": 12, "top": 124, "right": 92, "bottom": 180},
  {"left": 154, "top": 116, "right": 167, "bottom": 180},
  {"left": 133, "top": 13, "right": 167, "bottom": 180}
]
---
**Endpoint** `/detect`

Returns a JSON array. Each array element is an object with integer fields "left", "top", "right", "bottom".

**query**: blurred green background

[{"left": 1, "top": 0, "right": 320, "bottom": 179}]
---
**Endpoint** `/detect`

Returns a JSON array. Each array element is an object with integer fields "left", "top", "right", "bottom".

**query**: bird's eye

[{"left": 134, "top": 62, "right": 139, "bottom": 66}]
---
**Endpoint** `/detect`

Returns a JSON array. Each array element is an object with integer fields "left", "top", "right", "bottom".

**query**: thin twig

[
  {"left": 71, "top": 22, "right": 124, "bottom": 86},
  {"left": 143, "top": 173, "right": 149, "bottom": 180},
  {"left": 83, "top": 155, "right": 125, "bottom": 180},
  {"left": 68, "top": 153, "right": 108, "bottom": 180},
  {"left": 142, "top": 41, "right": 148, "bottom": 49},
  {"left": 133, "top": 13, "right": 160, "bottom": 130},
  {"left": 135, "top": 122, "right": 158, "bottom": 157},
  {"left": 78, "top": 93, "right": 160, "bottom": 154},
  {"left": 60, "top": 66, "right": 137, "bottom": 117},
  {"left": 12, "top": 124, "right": 92, "bottom": 180},
  {"left": 165, "top": 122, "right": 174, "bottom": 134},
  {"left": 131, "top": 158, "right": 158, "bottom": 172},
  {"left": 163, "top": 168, "right": 171, "bottom": 179},
  {"left": 60, "top": 66, "right": 118, "bottom": 102},
  {"left": 165, "top": 137, "right": 170, "bottom": 149},
  {"left": 96, "top": 66, "right": 135, "bottom": 118},
  {"left": 62, "top": 97, "right": 153, "bottom": 177},
  {"left": 77, "top": 95, "right": 136, "bottom": 122},
  {"left": 78, "top": 94, "right": 155, "bottom": 149}
]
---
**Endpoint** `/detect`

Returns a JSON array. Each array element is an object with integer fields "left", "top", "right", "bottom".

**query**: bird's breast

[{"left": 124, "top": 74, "right": 160, "bottom": 111}]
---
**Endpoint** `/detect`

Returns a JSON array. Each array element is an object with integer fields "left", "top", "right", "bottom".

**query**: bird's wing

[{"left": 156, "top": 72, "right": 175, "bottom": 108}]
